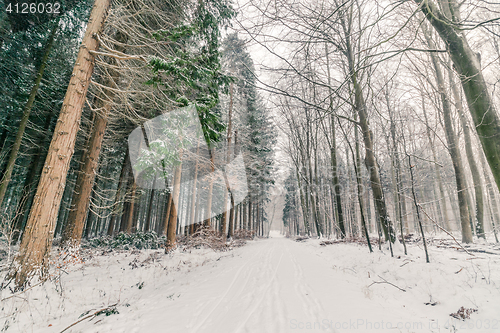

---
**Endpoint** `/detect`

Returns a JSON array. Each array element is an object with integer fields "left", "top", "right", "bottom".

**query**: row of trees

[
  {"left": 0, "top": 0, "right": 275, "bottom": 290},
  {"left": 266, "top": 0, "right": 500, "bottom": 250}
]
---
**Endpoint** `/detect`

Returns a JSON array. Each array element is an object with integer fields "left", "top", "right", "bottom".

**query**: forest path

[
  {"left": 23, "top": 234, "right": 500, "bottom": 333},
  {"left": 110, "top": 236, "right": 390, "bottom": 333}
]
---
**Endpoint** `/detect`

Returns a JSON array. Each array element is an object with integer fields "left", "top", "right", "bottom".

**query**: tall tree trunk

[
  {"left": 221, "top": 79, "right": 234, "bottom": 237},
  {"left": 107, "top": 150, "right": 129, "bottom": 236},
  {"left": 423, "top": 25, "right": 473, "bottom": 243},
  {"left": 309, "top": 152, "right": 322, "bottom": 237},
  {"left": 125, "top": 178, "right": 137, "bottom": 234},
  {"left": 10, "top": 0, "right": 112, "bottom": 290},
  {"left": 203, "top": 148, "right": 215, "bottom": 227},
  {"left": 166, "top": 160, "right": 182, "bottom": 250},
  {"left": 351, "top": 118, "right": 372, "bottom": 252},
  {"left": 144, "top": 182, "right": 156, "bottom": 232},
  {"left": 417, "top": 0, "right": 500, "bottom": 197},
  {"left": 449, "top": 67, "right": 485, "bottom": 238},
  {"left": 61, "top": 31, "right": 127, "bottom": 246},
  {"left": 12, "top": 107, "right": 57, "bottom": 243},
  {"left": 422, "top": 97, "right": 451, "bottom": 230},
  {"left": 188, "top": 140, "right": 200, "bottom": 232},
  {"left": 296, "top": 169, "right": 310, "bottom": 235},
  {"left": 0, "top": 23, "right": 58, "bottom": 207},
  {"left": 343, "top": 19, "right": 394, "bottom": 242},
  {"left": 386, "top": 92, "right": 409, "bottom": 241}
]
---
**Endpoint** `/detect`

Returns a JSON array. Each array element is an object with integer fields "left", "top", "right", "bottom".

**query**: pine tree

[{"left": 9, "top": 0, "right": 113, "bottom": 290}]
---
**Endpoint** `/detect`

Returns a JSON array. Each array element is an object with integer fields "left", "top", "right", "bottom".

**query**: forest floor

[{"left": 0, "top": 233, "right": 499, "bottom": 333}]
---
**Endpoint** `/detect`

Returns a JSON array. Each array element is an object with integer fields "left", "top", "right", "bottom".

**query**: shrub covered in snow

[{"left": 85, "top": 231, "right": 166, "bottom": 250}]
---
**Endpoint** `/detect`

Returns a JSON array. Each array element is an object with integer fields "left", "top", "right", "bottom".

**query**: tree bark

[
  {"left": 417, "top": 0, "right": 500, "bottom": 198},
  {"left": 107, "top": 150, "right": 129, "bottom": 236},
  {"left": 422, "top": 97, "right": 451, "bottom": 230},
  {"left": 423, "top": 25, "right": 473, "bottom": 243},
  {"left": 166, "top": 160, "right": 182, "bottom": 250},
  {"left": 61, "top": 31, "right": 127, "bottom": 245},
  {"left": 203, "top": 148, "right": 215, "bottom": 227},
  {"left": 12, "top": 106, "right": 57, "bottom": 243},
  {"left": 342, "top": 17, "right": 395, "bottom": 243},
  {"left": 10, "top": 0, "right": 112, "bottom": 290},
  {"left": 449, "top": 67, "right": 485, "bottom": 238}
]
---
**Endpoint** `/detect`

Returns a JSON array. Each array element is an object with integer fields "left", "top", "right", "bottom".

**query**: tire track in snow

[
  {"left": 234, "top": 239, "right": 285, "bottom": 333},
  {"left": 286, "top": 240, "right": 337, "bottom": 333},
  {"left": 188, "top": 241, "right": 270, "bottom": 333}
]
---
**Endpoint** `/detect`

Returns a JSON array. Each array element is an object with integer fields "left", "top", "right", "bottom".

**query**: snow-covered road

[
  {"left": 5, "top": 234, "right": 500, "bottom": 332},
  {"left": 88, "top": 235, "right": 500, "bottom": 333}
]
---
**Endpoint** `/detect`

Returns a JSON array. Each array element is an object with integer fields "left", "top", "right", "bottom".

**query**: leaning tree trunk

[
  {"left": 417, "top": 0, "right": 500, "bottom": 199},
  {"left": 0, "top": 23, "right": 58, "bottom": 207},
  {"left": 12, "top": 106, "right": 57, "bottom": 244},
  {"left": 354, "top": 119, "right": 373, "bottom": 252},
  {"left": 61, "top": 31, "right": 127, "bottom": 246},
  {"left": 10, "top": 0, "right": 112, "bottom": 290},
  {"left": 423, "top": 25, "right": 473, "bottom": 243}
]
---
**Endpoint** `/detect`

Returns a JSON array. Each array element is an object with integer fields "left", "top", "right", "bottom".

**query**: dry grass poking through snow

[{"left": 0, "top": 230, "right": 253, "bottom": 332}]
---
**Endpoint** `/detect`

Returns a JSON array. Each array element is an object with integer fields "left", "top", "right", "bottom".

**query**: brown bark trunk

[
  {"left": 12, "top": 107, "right": 57, "bottom": 243},
  {"left": 166, "top": 160, "right": 182, "bottom": 250},
  {"left": 203, "top": 148, "right": 215, "bottom": 227},
  {"left": 162, "top": 191, "right": 172, "bottom": 235},
  {"left": 125, "top": 181, "right": 137, "bottom": 234},
  {"left": 61, "top": 31, "right": 127, "bottom": 245},
  {"left": 107, "top": 150, "right": 129, "bottom": 236},
  {"left": 11, "top": 0, "right": 112, "bottom": 290}
]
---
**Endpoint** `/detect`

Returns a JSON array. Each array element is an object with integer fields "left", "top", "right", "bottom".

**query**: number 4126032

[{"left": 5, "top": 2, "right": 60, "bottom": 14}]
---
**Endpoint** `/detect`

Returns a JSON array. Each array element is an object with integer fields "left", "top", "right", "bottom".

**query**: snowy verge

[{"left": 0, "top": 242, "right": 240, "bottom": 333}]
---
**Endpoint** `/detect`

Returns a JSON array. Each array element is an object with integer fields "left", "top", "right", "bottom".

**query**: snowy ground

[{"left": 1, "top": 233, "right": 500, "bottom": 333}]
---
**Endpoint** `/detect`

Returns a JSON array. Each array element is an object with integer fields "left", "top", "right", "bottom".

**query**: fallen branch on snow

[
  {"left": 368, "top": 275, "right": 406, "bottom": 292},
  {"left": 59, "top": 303, "right": 118, "bottom": 333},
  {"left": 417, "top": 204, "right": 475, "bottom": 256}
]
